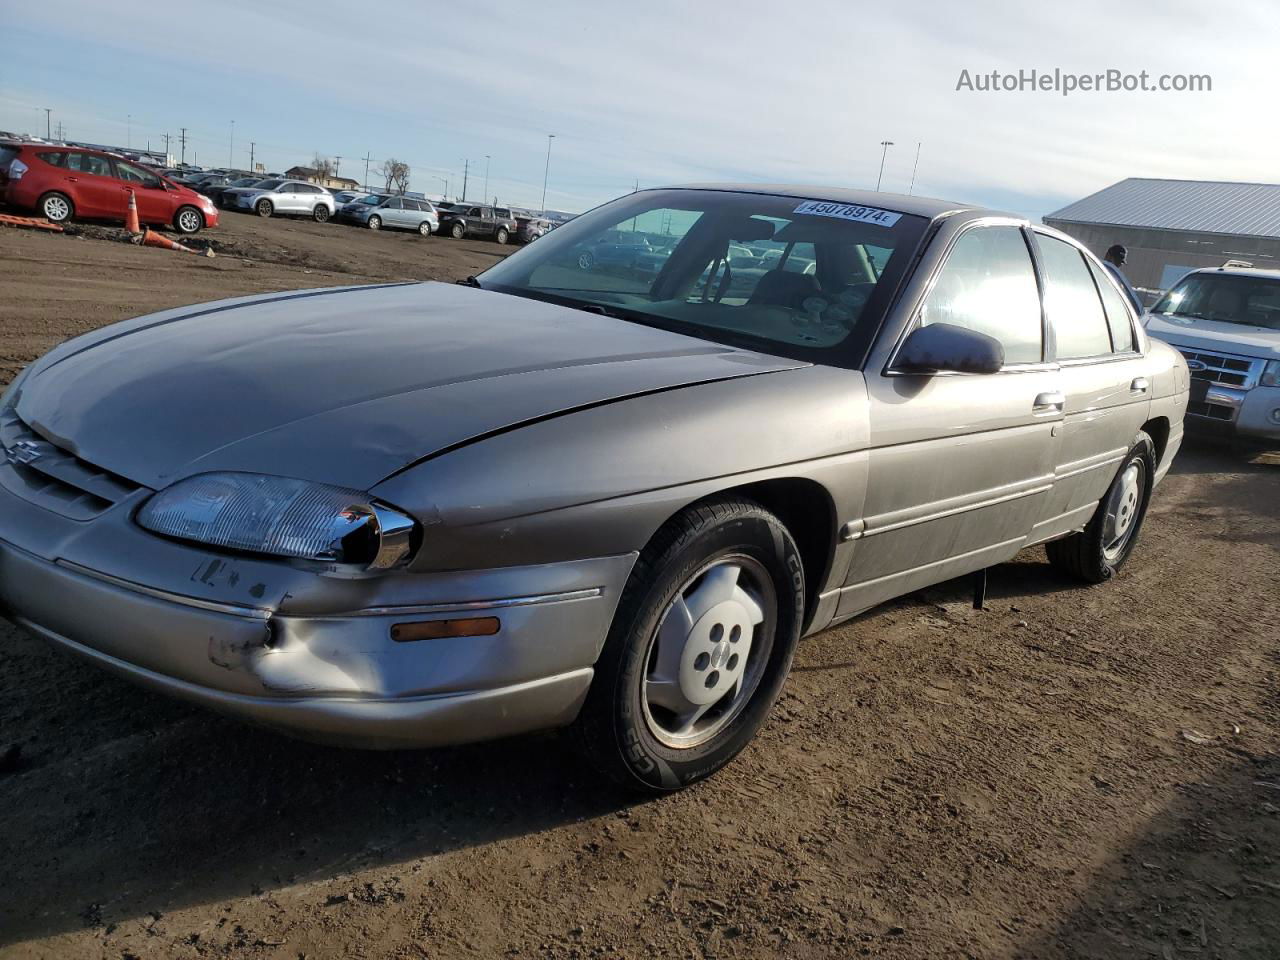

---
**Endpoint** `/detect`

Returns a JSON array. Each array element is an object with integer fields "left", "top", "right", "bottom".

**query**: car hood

[
  {"left": 1145, "top": 313, "right": 1280, "bottom": 359},
  {"left": 16, "top": 282, "right": 804, "bottom": 491}
]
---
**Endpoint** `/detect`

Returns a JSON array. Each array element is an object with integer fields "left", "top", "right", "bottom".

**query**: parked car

[
  {"left": 0, "top": 143, "right": 219, "bottom": 233},
  {"left": 1143, "top": 265, "right": 1280, "bottom": 448},
  {"left": 234, "top": 179, "right": 335, "bottom": 222},
  {"left": 330, "top": 190, "right": 367, "bottom": 208},
  {"left": 0, "top": 185, "right": 1187, "bottom": 791},
  {"left": 340, "top": 194, "right": 438, "bottom": 235},
  {"left": 205, "top": 177, "right": 268, "bottom": 208},
  {"left": 516, "top": 215, "right": 553, "bottom": 243},
  {"left": 575, "top": 231, "right": 656, "bottom": 271},
  {"left": 437, "top": 203, "right": 517, "bottom": 243}
]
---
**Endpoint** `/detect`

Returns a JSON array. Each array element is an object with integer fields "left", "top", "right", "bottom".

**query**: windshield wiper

[{"left": 456, "top": 275, "right": 483, "bottom": 288}]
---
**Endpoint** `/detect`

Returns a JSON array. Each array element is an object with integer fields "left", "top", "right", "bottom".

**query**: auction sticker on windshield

[{"left": 793, "top": 200, "right": 902, "bottom": 227}]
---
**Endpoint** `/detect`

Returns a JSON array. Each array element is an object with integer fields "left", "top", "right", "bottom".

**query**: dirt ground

[{"left": 0, "top": 215, "right": 1277, "bottom": 959}]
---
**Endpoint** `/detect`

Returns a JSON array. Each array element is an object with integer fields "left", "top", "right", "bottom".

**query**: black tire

[
  {"left": 417, "top": 221, "right": 432, "bottom": 236},
  {"left": 450, "top": 222, "right": 465, "bottom": 239},
  {"left": 367, "top": 215, "right": 381, "bottom": 230},
  {"left": 1046, "top": 430, "right": 1156, "bottom": 583},
  {"left": 255, "top": 199, "right": 273, "bottom": 218},
  {"left": 495, "top": 227, "right": 509, "bottom": 245},
  {"left": 38, "top": 191, "right": 74, "bottom": 223},
  {"left": 575, "top": 496, "right": 805, "bottom": 792},
  {"left": 312, "top": 205, "right": 331, "bottom": 223},
  {"left": 173, "top": 205, "right": 203, "bottom": 234}
]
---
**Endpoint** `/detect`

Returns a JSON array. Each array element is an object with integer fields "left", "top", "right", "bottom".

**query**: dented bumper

[{"left": 0, "top": 480, "right": 634, "bottom": 749}]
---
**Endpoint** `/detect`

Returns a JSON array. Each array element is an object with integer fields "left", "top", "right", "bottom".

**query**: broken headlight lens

[{"left": 136, "top": 472, "right": 416, "bottom": 570}]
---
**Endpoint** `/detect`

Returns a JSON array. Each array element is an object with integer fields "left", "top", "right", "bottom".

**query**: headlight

[
  {"left": 1261, "top": 360, "right": 1280, "bottom": 387},
  {"left": 136, "top": 472, "right": 417, "bottom": 570}
]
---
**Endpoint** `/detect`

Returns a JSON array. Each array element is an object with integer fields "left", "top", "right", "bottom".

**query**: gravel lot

[{"left": 0, "top": 214, "right": 1277, "bottom": 959}]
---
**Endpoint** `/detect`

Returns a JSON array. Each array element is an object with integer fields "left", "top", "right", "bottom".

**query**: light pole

[
  {"left": 229, "top": 120, "right": 235, "bottom": 169},
  {"left": 483, "top": 155, "right": 491, "bottom": 204},
  {"left": 44, "top": 108, "right": 51, "bottom": 140},
  {"left": 540, "top": 134, "right": 555, "bottom": 214},
  {"left": 461, "top": 158, "right": 470, "bottom": 201},
  {"left": 876, "top": 140, "right": 894, "bottom": 192}
]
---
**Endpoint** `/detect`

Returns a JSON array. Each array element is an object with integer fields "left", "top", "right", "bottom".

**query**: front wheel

[
  {"left": 1047, "top": 430, "right": 1155, "bottom": 583},
  {"left": 575, "top": 497, "right": 804, "bottom": 792},
  {"left": 312, "top": 204, "right": 331, "bottom": 223},
  {"left": 367, "top": 215, "right": 381, "bottom": 230},
  {"left": 255, "top": 199, "right": 274, "bottom": 218},
  {"left": 577, "top": 250, "right": 594, "bottom": 270},
  {"left": 173, "top": 206, "right": 204, "bottom": 234}
]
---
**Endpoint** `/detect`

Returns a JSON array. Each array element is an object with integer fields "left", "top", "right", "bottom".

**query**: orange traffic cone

[
  {"left": 139, "top": 228, "right": 215, "bottom": 257},
  {"left": 124, "top": 189, "right": 141, "bottom": 235}
]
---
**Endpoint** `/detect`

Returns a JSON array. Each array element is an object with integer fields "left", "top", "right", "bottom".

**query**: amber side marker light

[{"left": 390, "top": 617, "right": 501, "bottom": 643}]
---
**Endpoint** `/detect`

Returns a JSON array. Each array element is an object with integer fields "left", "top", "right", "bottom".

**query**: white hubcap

[
  {"left": 1104, "top": 462, "right": 1144, "bottom": 559},
  {"left": 45, "top": 197, "right": 69, "bottom": 219},
  {"left": 642, "top": 559, "right": 772, "bottom": 748}
]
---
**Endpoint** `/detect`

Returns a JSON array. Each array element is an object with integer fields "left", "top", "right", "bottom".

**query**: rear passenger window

[
  {"left": 1087, "top": 259, "right": 1137, "bottom": 352},
  {"left": 66, "top": 152, "right": 112, "bottom": 176},
  {"left": 36, "top": 151, "right": 66, "bottom": 168},
  {"left": 918, "top": 226, "right": 1043, "bottom": 364},
  {"left": 1036, "top": 234, "right": 1113, "bottom": 359}
]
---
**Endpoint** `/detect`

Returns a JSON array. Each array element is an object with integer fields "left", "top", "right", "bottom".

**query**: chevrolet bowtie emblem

[{"left": 5, "top": 440, "right": 42, "bottom": 466}]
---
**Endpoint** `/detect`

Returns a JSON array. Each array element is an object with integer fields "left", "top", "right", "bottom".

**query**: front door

[
  {"left": 1029, "top": 231, "right": 1151, "bottom": 541},
  {"left": 842, "top": 223, "right": 1062, "bottom": 616},
  {"left": 113, "top": 159, "right": 172, "bottom": 225}
]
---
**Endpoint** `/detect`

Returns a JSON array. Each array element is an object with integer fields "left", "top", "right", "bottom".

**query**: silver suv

[
  {"left": 1144, "top": 265, "right": 1280, "bottom": 447},
  {"left": 234, "top": 179, "right": 336, "bottom": 222},
  {"left": 340, "top": 194, "right": 439, "bottom": 236}
]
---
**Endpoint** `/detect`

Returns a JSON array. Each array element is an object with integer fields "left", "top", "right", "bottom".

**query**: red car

[{"left": 0, "top": 143, "right": 219, "bottom": 234}]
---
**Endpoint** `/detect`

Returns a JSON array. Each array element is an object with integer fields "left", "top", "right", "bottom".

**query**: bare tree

[
  {"left": 311, "top": 153, "right": 334, "bottom": 179},
  {"left": 380, "top": 158, "right": 410, "bottom": 194}
]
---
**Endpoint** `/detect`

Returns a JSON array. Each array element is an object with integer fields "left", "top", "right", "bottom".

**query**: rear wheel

[
  {"left": 575, "top": 497, "right": 804, "bottom": 792},
  {"left": 1047, "top": 430, "right": 1155, "bottom": 583},
  {"left": 367, "top": 215, "right": 382, "bottom": 230},
  {"left": 173, "top": 206, "right": 203, "bottom": 234},
  {"left": 38, "top": 192, "right": 73, "bottom": 223},
  {"left": 255, "top": 199, "right": 274, "bottom": 218},
  {"left": 495, "top": 227, "right": 509, "bottom": 245},
  {"left": 312, "top": 204, "right": 330, "bottom": 223},
  {"left": 450, "top": 222, "right": 465, "bottom": 239}
]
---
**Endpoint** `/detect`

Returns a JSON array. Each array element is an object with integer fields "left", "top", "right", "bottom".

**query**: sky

[{"left": 0, "top": 0, "right": 1273, "bottom": 219}]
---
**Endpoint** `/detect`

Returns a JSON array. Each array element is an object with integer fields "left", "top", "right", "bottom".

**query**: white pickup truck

[{"left": 1144, "top": 265, "right": 1280, "bottom": 448}]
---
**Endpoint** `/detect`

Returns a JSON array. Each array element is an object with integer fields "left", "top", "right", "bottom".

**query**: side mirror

[{"left": 895, "top": 322, "right": 1005, "bottom": 375}]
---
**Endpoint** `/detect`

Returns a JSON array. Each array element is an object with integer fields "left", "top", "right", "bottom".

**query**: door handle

[
  {"left": 1033, "top": 391, "right": 1065, "bottom": 415},
  {"left": 66, "top": 177, "right": 79, "bottom": 182},
  {"left": 1130, "top": 377, "right": 1149, "bottom": 394}
]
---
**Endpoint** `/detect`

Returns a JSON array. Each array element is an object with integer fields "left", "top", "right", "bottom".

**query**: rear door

[
  {"left": 1030, "top": 231, "right": 1151, "bottom": 539},
  {"left": 845, "top": 222, "right": 1063, "bottom": 615},
  {"left": 61, "top": 151, "right": 122, "bottom": 218}
]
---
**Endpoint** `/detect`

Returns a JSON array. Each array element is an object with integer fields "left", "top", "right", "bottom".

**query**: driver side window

[{"left": 918, "top": 226, "right": 1043, "bottom": 365}]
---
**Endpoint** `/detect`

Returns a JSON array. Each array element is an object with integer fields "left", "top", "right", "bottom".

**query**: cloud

[{"left": 2, "top": 0, "right": 1272, "bottom": 216}]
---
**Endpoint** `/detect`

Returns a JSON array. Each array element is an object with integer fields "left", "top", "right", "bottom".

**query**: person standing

[{"left": 1103, "top": 244, "right": 1145, "bottom": 315}]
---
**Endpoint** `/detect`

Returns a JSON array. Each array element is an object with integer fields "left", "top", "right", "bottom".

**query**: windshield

[
  {"left": 477, "top": 188, "right": 927, "bottom": 363},
  {"left": 1153, "top": 272, "right": 1280, "bottom": 330}
]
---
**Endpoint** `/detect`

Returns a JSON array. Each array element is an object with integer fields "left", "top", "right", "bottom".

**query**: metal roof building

[{"left": 1044, "top": 178, "right": 1280, "bottom": 300}]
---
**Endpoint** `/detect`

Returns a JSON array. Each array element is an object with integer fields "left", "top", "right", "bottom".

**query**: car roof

[
  {"left": 1185, "top": 266, "right": 1280, "bottom": 280},
  {"left": 661, "top": 183, "right": 992, "bottom": 221}
]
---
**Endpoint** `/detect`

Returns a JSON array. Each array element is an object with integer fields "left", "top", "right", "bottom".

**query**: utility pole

[
  {"left": 333, "top": 155, "right": 342, "bottom": 179},
  {"left": 876, "top": 140, "right": 894, "bottom": 192},
  {"left": 179, "top": 128, "right": 188, "bottom": 165},
  {"left": 541, "top": 134, "right": 555, "bottom": 214},
  {"left": 461, "top": 158, "right": 470, "bottom": 201},
  {"left": 44, "top": 108, "right": 51, "bottom": 139},
  {"left": 127, "top": 114, "right": 132, "bottom": 149},
  {"left": 483, "top": 155, "right": 490, "bottom": 205},
  {"left": 228, "top": 120, "right": 235, "bottom": 169},
  {"left": 162, "top": 132, "right": 171, "bottom": 161},
  {"left": 362, "top": 151, "right": 373, "bottom": 192},
  {"left": 249, "top": 141, "right": 256, "bottom": 172},
  {"left": 908, "top": 141, "right": 921, "bottom": 196}
]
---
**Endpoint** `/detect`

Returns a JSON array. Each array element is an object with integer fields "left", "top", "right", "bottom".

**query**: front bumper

[
  {"left": 1186, "top": 382, "right": 1280, "bottom": 445},
  {"left": 0, "top": 474, "right": 634, "bottom": 748}
]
